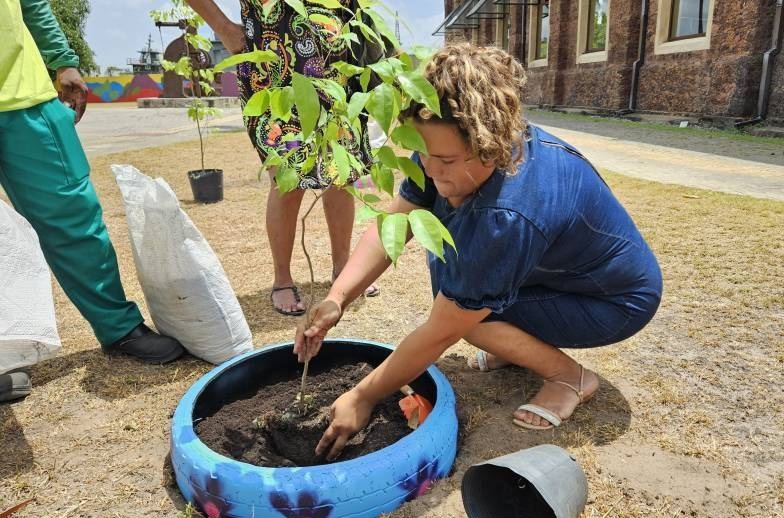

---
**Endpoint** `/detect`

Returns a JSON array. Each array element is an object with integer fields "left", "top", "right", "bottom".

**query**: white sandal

[
  {"left": 467, "top": 350, "right": 510, "bottom": 372},
  {"left": 513, "top": 366, "right": 593, "bottom": 431}
]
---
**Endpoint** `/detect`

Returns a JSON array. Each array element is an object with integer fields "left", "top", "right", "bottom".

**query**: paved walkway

[
  {"left": 536, "top": 124, "right": 784, "bottom": 201},
  {"left": 75, "top": 105, "right": 784, "bottom": 202},
  {"left": 76, "top": 106, "right": 244, "bottom": 157}
]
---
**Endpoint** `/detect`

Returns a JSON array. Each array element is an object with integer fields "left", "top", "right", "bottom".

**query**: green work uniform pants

[{"left": 0, "top": 98, "right": 142, "bottom": 346}]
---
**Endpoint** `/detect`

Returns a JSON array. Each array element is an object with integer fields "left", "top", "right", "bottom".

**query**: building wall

[
  {"left": 443, "top": 0, "right": 783, "bottom": 120},
  {"left": 84, "top": 71, "right": 239, "bottom": 103},
  {"left": 637, "top": 0, "right": 776, "bottom": 117}
]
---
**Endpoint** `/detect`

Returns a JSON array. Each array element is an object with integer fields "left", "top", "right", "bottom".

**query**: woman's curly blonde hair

[{"left": 400, "top": 43, "right": 527, "bottom": 172}]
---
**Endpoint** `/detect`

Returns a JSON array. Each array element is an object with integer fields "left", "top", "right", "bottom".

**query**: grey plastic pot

[{"left": 461, "top": 444, "right": 588, "bottom": 518}]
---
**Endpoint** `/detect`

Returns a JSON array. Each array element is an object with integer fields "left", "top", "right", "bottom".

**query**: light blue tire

[{"left": 171, "top": 339, "right": 458, "bottom": 518}]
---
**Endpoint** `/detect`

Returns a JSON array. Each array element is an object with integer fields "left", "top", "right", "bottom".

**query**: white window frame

[
  {"left": 576, "top": 0, "right": 610, "bottom": 63},
  {"left": 654, "top": 0, "right": 715, "bottom": 55},
  {"left": 527, "top": 1, "right": 549, "bottom": 68}
]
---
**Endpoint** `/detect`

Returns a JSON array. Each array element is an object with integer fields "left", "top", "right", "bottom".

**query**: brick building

[{"left": 435, "top": 0, "right": 784, "bottom": 124}]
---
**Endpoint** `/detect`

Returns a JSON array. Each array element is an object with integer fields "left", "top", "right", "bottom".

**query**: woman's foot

[
  {"left": 513, "top": 365, "right": 600, "bottom": 429},
  {"left": 467, "top": 350, "right": 511, "bottom": 372},
  {"left": 270, "top": 285, "right": 306, "bottom": 316},
  {"left": 331, "top": 271, "right": 380, "bottom": 298}
]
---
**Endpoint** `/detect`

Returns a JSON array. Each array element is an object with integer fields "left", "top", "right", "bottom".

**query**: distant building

[
  {"left": 128, "top": 34, "right": 164, "bottom": 75},
  {"left": 435, "top": 0, "right": 784, "bottom": 124},
  {"left": 209, "top": 37, "right": 231, "bottom": 68}
]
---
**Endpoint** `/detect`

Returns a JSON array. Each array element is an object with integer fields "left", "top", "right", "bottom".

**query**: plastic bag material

[
  {"left": 111, "top": 164, "right": 252, "bottom": 364},
  {"left": 0, "top": 200, "right": 61, "bottom": 374}
]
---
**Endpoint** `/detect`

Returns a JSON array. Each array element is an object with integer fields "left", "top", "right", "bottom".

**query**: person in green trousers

[{"left": 0, "top": 0, "right": 185, "bottom": 403}]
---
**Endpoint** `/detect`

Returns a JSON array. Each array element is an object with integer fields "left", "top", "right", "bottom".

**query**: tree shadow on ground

[
  {"left": 436, "top": 353, "right": 632, "bottom": 466},
  {"left": 27, "top": 348, "right": 208, "bottom": 402},
  {"left": 237, "top": 281, "right": 368, "bottom": 338},
  {"left": 0, "top": 405, "right": 33, "bottom": 479}
]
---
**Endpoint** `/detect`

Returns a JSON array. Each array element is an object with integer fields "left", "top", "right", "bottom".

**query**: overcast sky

[{"left": 85, "top": 0, "right": 445, "bottom": 70}]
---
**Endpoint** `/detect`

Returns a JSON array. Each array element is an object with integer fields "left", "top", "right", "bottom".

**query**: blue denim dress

[{"left": 399, "top": 125, "right": 662, "bottom": 348}]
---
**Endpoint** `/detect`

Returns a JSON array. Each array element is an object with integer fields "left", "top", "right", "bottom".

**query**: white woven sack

[
  {"left": 111, "top": 164, "right": 252, "bottom": 364},
  {"left": 0, "top": 200, "right": 61, "bottom": 373}
]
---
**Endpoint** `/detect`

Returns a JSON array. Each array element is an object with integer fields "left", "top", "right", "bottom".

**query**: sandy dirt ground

[{"left": 1, "top": 132, "right": 782, "bottom": 517}]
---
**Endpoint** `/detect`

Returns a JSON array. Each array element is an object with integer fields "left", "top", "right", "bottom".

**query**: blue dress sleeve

[
  {"left": 436, "top": 208, "right": 549, "bottom": 313},
  {"left": 398, "top": 153, "right": 437, "bottom": 208}
]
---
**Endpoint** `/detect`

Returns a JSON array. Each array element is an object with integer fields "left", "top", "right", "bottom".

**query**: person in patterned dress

[{"left": 186, "top": 0, "right": 379, "bottom": 315}]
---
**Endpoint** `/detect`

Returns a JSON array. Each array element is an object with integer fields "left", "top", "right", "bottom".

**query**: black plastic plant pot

[
  {"left": 187, "top": 168, "right": 223, "bottom": 203},
  {"left": 171, "top": 339, "right": 458, "bottom": 518}
]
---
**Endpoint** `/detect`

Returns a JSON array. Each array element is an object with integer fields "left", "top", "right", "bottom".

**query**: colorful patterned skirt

[{"left": 237, "top": 0, "right": 372, "bottom": 189}]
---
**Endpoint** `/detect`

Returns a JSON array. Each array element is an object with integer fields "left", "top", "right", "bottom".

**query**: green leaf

[
  {"left": 355, "top": 204, "right": 379, "bottom": 223},
  {"left": 364, "top": 9, "right": 400, "bottom": 49},
  {"left": 357, "top": 0, "right": 373, "bottom": 7},
  {"left": 347, "top": 91, "right": 370, "bottom": 121},
  {"left": 368, "top": 60, "right": 396, "bottom": 83},
  {"left": 375, "top": 145, "right": 398, "bottom": 169},
  {"left": 331, "top": 142, "right": 351, "bottom": 183},
  {"left": 390, "top": 122, "right": 427, "bottom": 154},
  {"left": 370, "top": 163, "right": 395, "bottom": 196},
  {"left": 214, "top": 49, "right": 278, "bottom": 72},
  {"left": 349, "top": 19, "right": 385, "bottom": 48},
  {"left": 398, "top": 51, "right": 414, "bottom": 71},
  {"left": 396, "top": 71, "right": 441, "bottom": 117},
  {"left": 397, "top": 156, "right": 425, "bottom": 190},
  {"left": 264, "top": 148, "right": 284, "bottom": 166},
  {"left": 275, "top": 166, "right": 300, "bottom": 192},
  {"left": 359, "top": 67, "right": 372, "bottom": 92},
  {"left": 366, "top": 83, "right": 398, "bottom": 134},
  {"left": 309, "top": 13, "right": 333, "bottom": 25},
  {"left": 361, "top": 193, "right": 381, "bottom": 203},
  {"left": 380, "top": 213, "right": 408, "bottom": 264},
  {"left": 270, "top": 86, "right": 294, "bottom": 121},
  {"left": 307, "top": 0, "right": 343, "bottom": 8},
  {"left": 284, "top": 0, "right": 308, "bottom": 19},
  {"left": 291, "top": 73, "right": 320, "bottom": 138},
  {"left": 243, "top": 90, "right": 269, "bottom": 116},
  {"left": 331, "top": 60, "right": 364, "bottom": 77},
  {"left": 262, "top": 0, "right": 279, "bottom": 18},
  {"left": 312, "top": 79, "right": 346, "bottom": 104},
  {"left": 409, "top": 209, "right": 453, "bottom": 261}
]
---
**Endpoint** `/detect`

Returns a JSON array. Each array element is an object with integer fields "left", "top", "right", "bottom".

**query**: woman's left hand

[{"left": 315, "top": 389, "right": 374, "bottom": 461}]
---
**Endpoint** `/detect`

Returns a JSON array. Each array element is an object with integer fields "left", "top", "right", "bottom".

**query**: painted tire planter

[{"left": 171, "top": 339, "right": 458, "bottom": 518}]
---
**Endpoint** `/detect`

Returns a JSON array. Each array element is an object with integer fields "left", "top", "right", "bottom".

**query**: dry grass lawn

[{"left": 1, "top": 132, "right": 782, "bottom": 517}]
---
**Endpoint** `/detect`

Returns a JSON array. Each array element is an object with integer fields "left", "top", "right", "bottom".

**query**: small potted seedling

[{"left": 151, "top": 0, "right": 224, "bottom": 203}]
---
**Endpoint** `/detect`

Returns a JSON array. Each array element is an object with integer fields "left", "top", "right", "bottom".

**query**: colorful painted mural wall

[{"left": 84, "top": 72, "right": 239, "bottom": 103}]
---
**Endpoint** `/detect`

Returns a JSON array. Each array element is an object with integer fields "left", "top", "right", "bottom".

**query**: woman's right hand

[
  {"left": 216, "top": 21, "right": 246, "bottom": 54},
  {"left": 293, "top": 299, "right": 342, "bottom": 362}
]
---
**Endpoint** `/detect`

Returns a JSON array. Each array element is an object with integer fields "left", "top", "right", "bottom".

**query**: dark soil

[{"left": 196, "top": 359, "right": 412, "bottom": 467}]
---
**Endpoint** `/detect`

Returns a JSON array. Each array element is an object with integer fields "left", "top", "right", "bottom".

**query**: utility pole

[{"left": 395, "top": 11, "right": 401, "bottom": 46}]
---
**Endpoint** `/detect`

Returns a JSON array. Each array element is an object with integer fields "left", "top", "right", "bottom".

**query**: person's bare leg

[
  {"left": 323, "top": 187, "right": 379, "bottom": 295},
  {"left": 463, "top": 321, "right": 600, "bottom": 428},
  {"left": 266, "top": 173, "right": 306, "bottom": 313}
]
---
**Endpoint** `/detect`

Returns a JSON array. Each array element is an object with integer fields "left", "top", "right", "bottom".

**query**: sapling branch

[{"left": 298, "top": 186, "right": 327, "bottom": 413}]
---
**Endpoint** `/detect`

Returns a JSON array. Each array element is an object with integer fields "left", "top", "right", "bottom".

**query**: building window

[
  {"left": 668, "top": 0, "right": 709, "bottom": 40},
  {"left": 586, "top": 0, "right": 609, "bottom": 52},
  {"left": 654, "top": 0, "right": 714, "bottom": 55},
  {"left": 576, "top": 0, "right": 609, "bottom": 63},
  {"left": 535, "top": 1, "right": 550, "bottom": 60}
]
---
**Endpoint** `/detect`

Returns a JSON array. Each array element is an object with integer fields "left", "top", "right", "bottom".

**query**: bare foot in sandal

[
  {"left": 271, "top": 285, "right": 306, "bottom": 316},
  {"left": 332, "top": 271, "right": 380, "bottom": 298},
  {"left": 467, "top": 350, "right": 511, "bottom": 372},
  {"left": 513, "top": 365, "right": 600, "bottom": 430}
]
